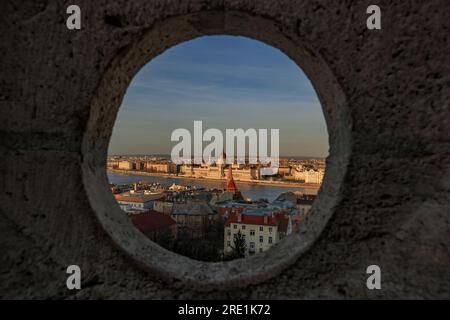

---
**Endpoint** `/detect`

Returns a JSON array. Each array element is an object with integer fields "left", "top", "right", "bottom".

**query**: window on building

[
  {"left": 269, "top": 227, "right": 272, "bottom": 233},
  {"left": 233, "top": 225, "right": 237, "bottom": 229},
  {"left": 269, "top": 237, "right": 273, "bottom": 244},
  {"left": 259, "top": 226, "right": 263, "bottom": 232},
  {"left": 242, "top": 225, "right": 246, "bottom": 230},
  {"left": 259, "top": 236, "right": 263, "bottom": 243},
  {"left": 227, "top": 230, "right": 231, "bottom": 236},
  {"left": 250, "top": 230, "right": 255, "bottom": 236},
  {"left": 250, "top": 242, "right": 255, "bottom": 249}
]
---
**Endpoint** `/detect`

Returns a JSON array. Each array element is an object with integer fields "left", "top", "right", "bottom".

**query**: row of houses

[
  {"left": 108, "top": 160, "right": 177, "bottom": 173},
  {"left": 114, "top": 190, "right": 217, "bottom": 234},
  {"left": 112, "top": 168, "right": 317, "bottom": 259},
  {"left": 107, "top": 158, "right": 325, "bottom": 184}
]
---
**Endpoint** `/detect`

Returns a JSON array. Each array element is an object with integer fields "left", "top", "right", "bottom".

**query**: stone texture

[{"left": 1, "top": 0, "right": 449, "bottom": 299}]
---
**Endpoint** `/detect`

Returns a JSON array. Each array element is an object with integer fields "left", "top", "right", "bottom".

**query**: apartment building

[{"left": 224, "top": 210, "right": 292, "bottom": 257}]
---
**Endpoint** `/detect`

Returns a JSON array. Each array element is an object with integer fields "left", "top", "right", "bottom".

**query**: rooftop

[
  {"left": 225, "top": 211, "right": 290, "bottom": 231},
  {"left": 172, "top": 201, "right": 215, "bottom": 216},
  {"left": 130, "top": 211, "right": 176, "bottom": 232},
  {"left": 115, "top": 191, "right": 165, "bottom": 203}
]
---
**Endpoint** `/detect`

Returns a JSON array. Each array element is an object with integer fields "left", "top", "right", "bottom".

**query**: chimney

[
  {"left": 264, "top": 215, "right": 268, "bottom": 224},
  {"left": 237, "top": 213, "right": 242, "bottom": 223}
]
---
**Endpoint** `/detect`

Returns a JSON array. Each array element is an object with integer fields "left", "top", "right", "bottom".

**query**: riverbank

[{"left": 107, "top": 168, "right": 320, "bottom": 190}]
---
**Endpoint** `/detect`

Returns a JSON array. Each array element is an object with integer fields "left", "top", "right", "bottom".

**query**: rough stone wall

[{"left": 1, "top": 0, "right": 449, "bottom": 299}]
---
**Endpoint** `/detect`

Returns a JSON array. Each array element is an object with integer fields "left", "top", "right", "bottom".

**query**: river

[{"left": 107, "top": 172, "right": 309, "bottom": 202}]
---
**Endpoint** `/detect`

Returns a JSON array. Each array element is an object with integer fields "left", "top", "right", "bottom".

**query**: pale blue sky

[{"left": 108, "top": 35, "right": 328, "bottom": 157}]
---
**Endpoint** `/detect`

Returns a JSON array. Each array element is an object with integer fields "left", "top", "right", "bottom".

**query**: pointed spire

[
  {"left": 227, "top": 165, "right": 238, "bottom": 192},
  {"left": 218, "top": 150, "right": 226, "bottom": 165}
]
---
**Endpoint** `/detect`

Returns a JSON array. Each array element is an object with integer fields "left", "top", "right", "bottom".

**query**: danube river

[{"left": 108, "top": 172, "right": 309, "bottom": 202}]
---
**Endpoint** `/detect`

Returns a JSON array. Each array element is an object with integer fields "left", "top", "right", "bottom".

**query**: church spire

[{"left": 226, "top": 165, "right": 238, "bottom": 192}]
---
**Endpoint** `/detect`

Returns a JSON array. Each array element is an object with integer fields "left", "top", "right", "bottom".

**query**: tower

[
  {"left": 218, "top": 151, "right": 226, "bottom": 178},
  {"left": 226, "top": 165, "right": 238, "bottom": 193},
  {"left": 226, "top": 165, "right": 244, "bottom": 200}
]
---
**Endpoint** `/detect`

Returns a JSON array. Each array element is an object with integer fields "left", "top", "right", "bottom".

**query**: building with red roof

[
  {"left": 224, "top": 210, "right": 292, "bottom": 257},
  {"left": 130, "top": 211, "right": 177, "bottom": 244}
]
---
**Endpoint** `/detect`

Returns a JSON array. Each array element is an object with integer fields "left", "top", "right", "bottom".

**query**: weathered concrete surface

[{"left": 1, "top": 0, "right": 449, "bottom": 299}]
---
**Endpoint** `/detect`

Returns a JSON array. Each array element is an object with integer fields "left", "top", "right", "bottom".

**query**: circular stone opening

[
  {"left": 81, "top": 11, "right": 351, "bottom": 290},
  {"left": 108, "top": 34, "right": 329, "bottom": 262}
]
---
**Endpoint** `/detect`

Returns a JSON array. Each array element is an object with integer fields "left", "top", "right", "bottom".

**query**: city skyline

[
  {"left": 108, "top": 35, "right": 329, "bottom": 158},
  {"left": 108, "top": 153, "right": 326, "bottom": 159}
]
